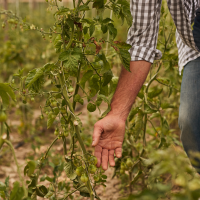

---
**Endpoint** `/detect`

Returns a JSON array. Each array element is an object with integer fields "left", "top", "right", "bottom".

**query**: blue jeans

[
  {"left": 179, "top": 57, "right": 200, "bottom": 173},
  {"left": 193, "top": 7, "right": 200, "bottom": 51}
]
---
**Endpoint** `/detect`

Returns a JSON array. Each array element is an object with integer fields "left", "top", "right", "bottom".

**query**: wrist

[{"left": 107, "top": 108, "right": 129, "bottom": 122}]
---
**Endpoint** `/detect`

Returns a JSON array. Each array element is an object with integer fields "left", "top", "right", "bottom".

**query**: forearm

[{"left": 108, "top": 60, "right": 151, "bottom": 121}]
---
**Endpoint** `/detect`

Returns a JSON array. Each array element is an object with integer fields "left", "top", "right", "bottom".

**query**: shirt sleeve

[{"left": 126, "top": 0, "right": 163, "bottom": 63}]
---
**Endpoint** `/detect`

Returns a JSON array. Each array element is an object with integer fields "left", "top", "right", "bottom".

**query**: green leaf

[
  {"left": 100, "top": 85, "right": 108, "bottom": 96},
  {"left": 89, "top": 23, "right": 95, "bottom": 36},
  {"left": 148, "top": 88, "right": 163, "bottom": 99},
  {"left": 74, "top": 94, "right": 84, "bottom": 105},
  {"left": 64, "top": 162, "right": 77, "bottom": 180},
  {"left": 44, "top": 191, "right": 54, "bottom": 198},
  {"left": 36, "top": 185, "right": 48, "bottom": 197},
  {"left": 102, "top": 18, "right": 113, "bottom": 23},
  {"left": 54, "top": 34, "right": 62, "bottom": 53},
  {"left": 80, "top": 192, "right": 90, "bottom": 197},
  {"left": 0, "top": 182, "right": 6, "bottom": 191},
  {"left": 93, "top": 0, "right": 106, "bottom": 9},
  {"left": 161, "top": 118, "right": 169, "bottom": 135},
  {"left": 10, "top": 181, "right": 24, "bottom": 200},
  {"left": 97, "top": 53, "right": 110, "bottom": 74},
  {"left": 101, "top": 175, "right": 107, "bottom": 179},
  {"left": 0, "top": 83, "right": 16, "bottom": 106},
  {"left": 161, "top": 103, "right": 175, "bottom": 110},
  {"left": 89, "top": 75, "right": 100, "bottom": 96},
  {"left": 47, "top": 112, "right": 58, "bottom": 129},
  {"left": 0, "top": 90, "right": 9, "bottom": 107},
  {"left": 60, "top": 50, "right": 81, "bottom": 70},
  {"left": 118, "top": 48, "right": 131, "bottom": 72},
  {"left": 134, "top": 111, "right": 143, "bottom": 141},
  {"left": 97, "top": 94, "right": 111, "bottom": 118},
  {"left": 26, "top": 68, "right": 44, "bottom": 87},
  {"left": 149, "top": 112, "right": 160, "bottom": 120},
  {"left": 101, "top": 24, "right": 108, "bottom": 34},
  {"left": 55, "top": 7, "right": 70, "bottom": 15},
  {"left": 102, "top": 70, "right": 113, "bottom": 86},
  {"left": 83, "top": 26, "right": 88, "bottom": 34},
  {"left": 107, "top": 23, "right": 117, "bottom": 39},
  {"left": 158, "top": 137, "right": 167, "bottom": 149},
  {"left": 144, "top": 104, "right": 157, "bottom": 114},
  {"left": 24, "top": 160, "right": 37, "bottom": 177},
  {"left": 66, "top": 17, "right": 74, "bottom": 29},
  {"left": 128, "top": 107, "right": 139, "bottom": 122},
  {"left": 25, "top": 69, "right": 44, "bottom": 92},
  {"left": 78, "top": 4, "right": 90, "bottom": 11},
  {"left": 80, "top": 70, "right": 93, "bottom": 88}
]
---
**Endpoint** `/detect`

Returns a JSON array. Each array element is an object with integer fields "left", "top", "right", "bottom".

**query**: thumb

[{"left": 92, "top": 123, "right": 103, "bottom": 146}]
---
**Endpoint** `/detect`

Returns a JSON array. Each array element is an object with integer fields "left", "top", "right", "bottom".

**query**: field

[{"left": 1, "top": 0, "right": 200, "bottom": 200}]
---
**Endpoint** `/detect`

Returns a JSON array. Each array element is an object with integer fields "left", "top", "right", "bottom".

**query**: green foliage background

[{"left": 1, "top": 0, "right": 200, "bottom": 200}]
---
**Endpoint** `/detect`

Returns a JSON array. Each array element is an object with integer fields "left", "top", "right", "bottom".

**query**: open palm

[{"left": 92, "top": 115, "right": 126, "bottom": 170}]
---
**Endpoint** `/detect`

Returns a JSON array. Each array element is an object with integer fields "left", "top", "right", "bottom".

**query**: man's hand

[
  {"left": 92, "top": 114, "right": 126, "bottom": 171},
  {"left": 92, "top": 61, "right": 151, "bottom": 171}
]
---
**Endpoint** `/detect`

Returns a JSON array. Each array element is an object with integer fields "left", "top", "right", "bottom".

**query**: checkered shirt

[{"left": 126, "top": 0, "right": 200, "bottom": 74}]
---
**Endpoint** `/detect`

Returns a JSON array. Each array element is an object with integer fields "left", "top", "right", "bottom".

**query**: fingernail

[{"left": 92, "top": 141, "right": 95, "bottom": 146}]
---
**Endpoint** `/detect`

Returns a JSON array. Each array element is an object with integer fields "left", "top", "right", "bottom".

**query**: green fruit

[
  {"left": 2, "top": 22, "right": 5, "bottom": 28},
  {"left": 68, "top": 87, "right": 74, "bottom": 93},
  {"left": 51, "top": 114, "right": 56, "bottom": 118},
  {"left": 49, "top": 34, "right": 52, "bottom": 39},
  {"left": 120, "top": 169, "right": 125, "bottom": 174},
  {"left": 87, "top": 103, "right": 96, "bottom": 112},
  {"left": 40, "top": 115, "right": 44, "bottom": 120},
  {"left": 76, "top": 167, "right": 84, "bottom": 176},
  {"left": 54, "top": 129, "right": 59, "bottom": 136},
  {"left": 93, "top": 175, "right": 99, "bottom": 182},
  {"left": 120, "top": 162, "right": 126, "bottom": 170},
  {"left": 89, "top": 165, "right": 97, "bottom": 174},
  {"left": 31, "top": 97, "right": 35, "bottom": 101},
  {"left": 64, "top": 132, "right": 69, "bottom": 137},
  {"left": 51, "top": 101, "right": 57, "bottom": 108},
  {"left": 81, "top": 174, "right": 88, "bottom": 183},
  {"left": 0, "top": 112, "right": 7, "bottom": 122},
  {"left": 90, "top": 156, "right": 98, "bottom": 165},
  {"left": 11, "top": 79, "right": 14, "bottom": 84},
  {"left": 126, "top": 158, "right": 133, "bottom": 168},
  {"left": 61, "top": 108, "right": 67, "bottom": 114}
]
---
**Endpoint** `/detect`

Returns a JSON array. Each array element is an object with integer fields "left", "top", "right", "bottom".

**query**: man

[{"left": 92, "top": 0, "right": 200, "bottom": 172}]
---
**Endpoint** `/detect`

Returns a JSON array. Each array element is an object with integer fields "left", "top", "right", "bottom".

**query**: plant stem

[
  {"left": 44, "top": 137, "right": 59, "bottom": 159},
  {"left": 4, "top": 140, "right": 28, "bottom": 198},
  {"left": 63, "top": 185, "right": 85, "bottom": 200},
  {"left": 65, "top": 25, "right": 74, "bottom": 50},
  {"left": 62, "top": 136, "right": 67, "bottom": 155},
  {"left": 0, "top": 122, "right": 3, "bottom": 137},
  {"left": 73, "top": 63, "right": 81, "bottom": 110},
  {"left": 58, "top": 73, "right": 95, "bottom": 200},
  {"left": 143, "top": 114, "right": 147, "bottom": 147}
]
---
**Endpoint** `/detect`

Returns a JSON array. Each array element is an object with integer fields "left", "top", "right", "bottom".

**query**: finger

[
  {"left": 102, "top": 149, "right": 109, "bottom": 171},
  {"left": 115, "top": 148, "right": 122, "bottom": 158},
  {"left": 109, "top": 150, "right": 115, "bottom": 167},
  {"left": 92, "top": 123, "right": 103, "bottom": 147},
  {"left": 94, "top": 145, "right": 102, "bottom": 167}
]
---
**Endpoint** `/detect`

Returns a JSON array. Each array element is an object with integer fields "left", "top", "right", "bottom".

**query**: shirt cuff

[{"left": 128, "top": 46, "right": 162, "bottom": 63}]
